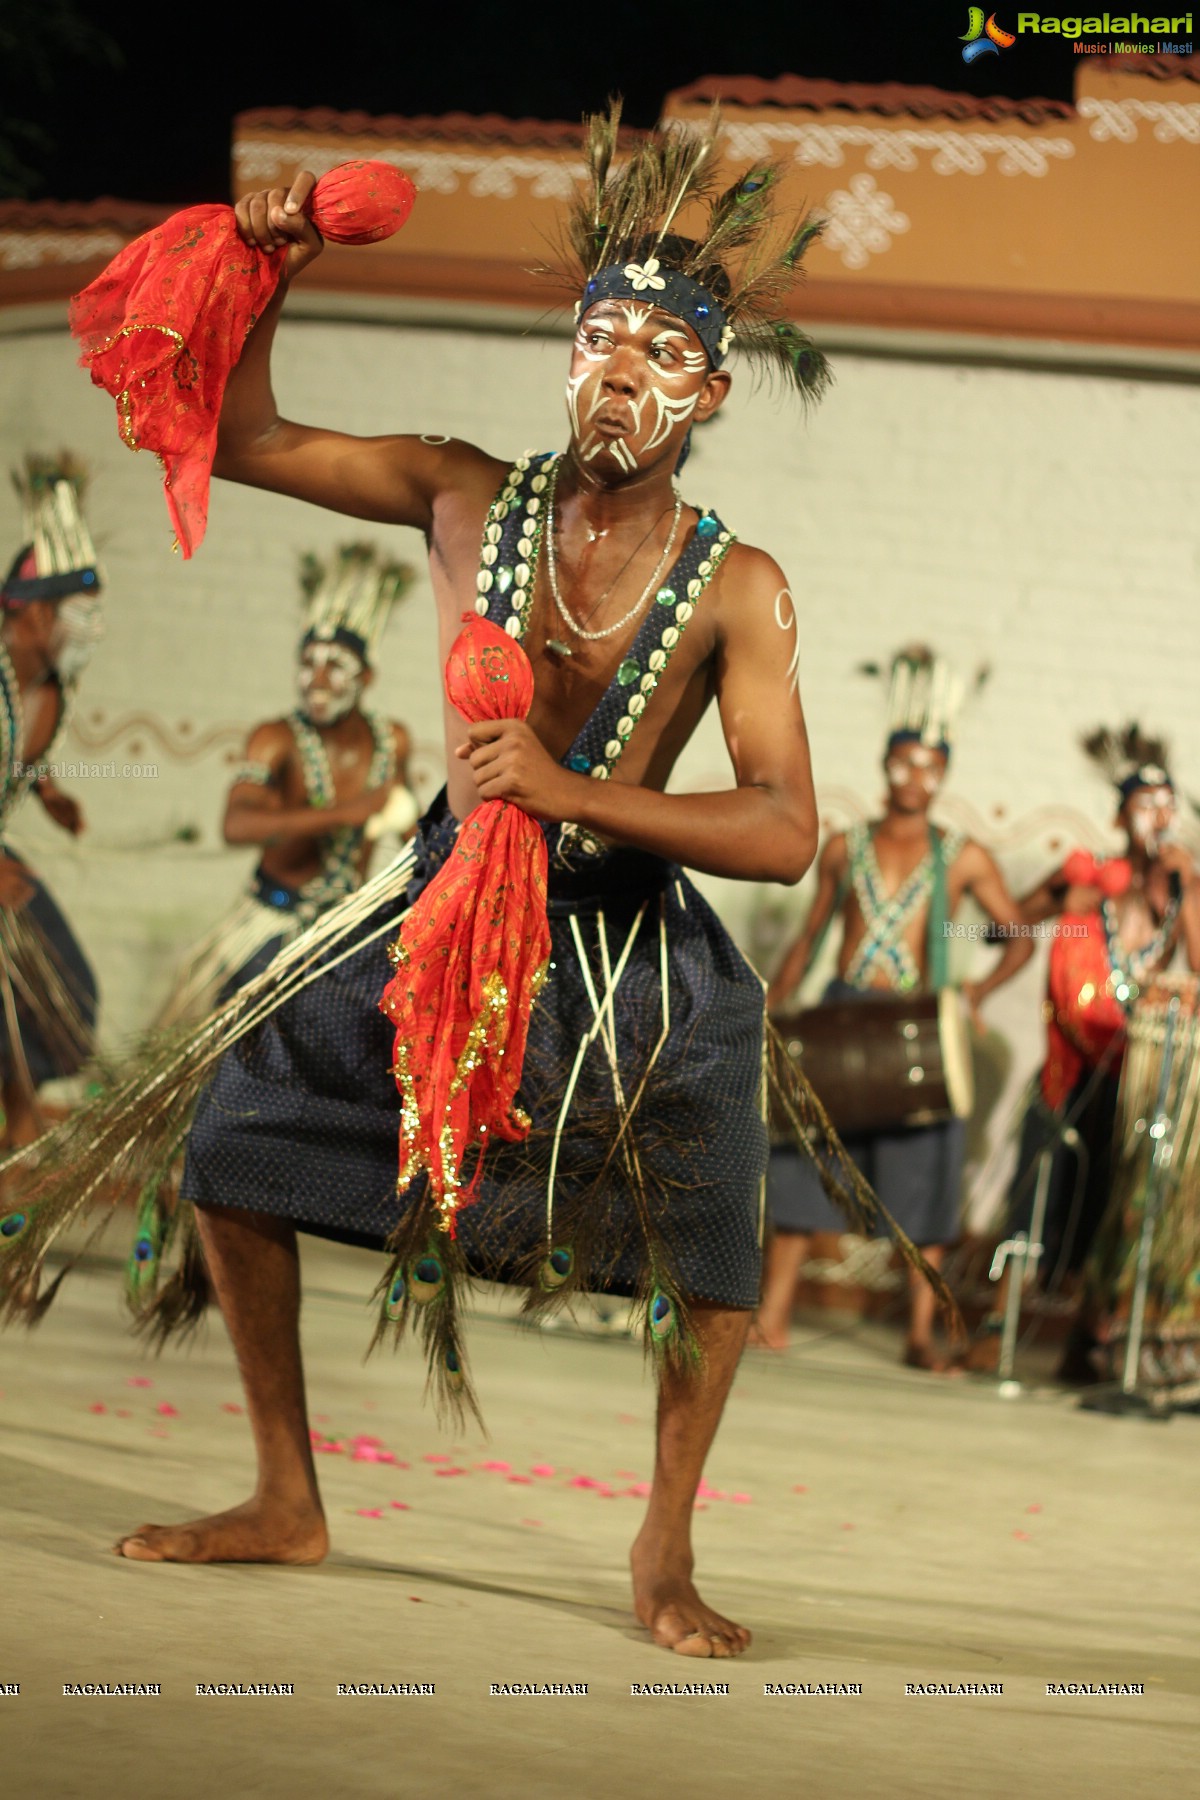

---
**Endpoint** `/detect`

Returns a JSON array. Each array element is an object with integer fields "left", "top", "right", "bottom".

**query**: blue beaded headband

[
  {"left": 1, "top": 547, "right": 101, "bottom": 606},
  {"left": 886, "top": 728, "right": 951, "bottom": 763},
  {"left": 581, "top": 261, "right": 731, "bottom": 369},
  {"left": 1118, "top": 764, "right": 1173, "bottom": 802},
  {"left": 300, "top": 624, "right": 369, "bottom": 664}
]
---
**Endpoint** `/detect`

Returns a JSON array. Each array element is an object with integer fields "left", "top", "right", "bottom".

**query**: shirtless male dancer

[{"left": 104, "top": 124, "right": 832, "bottom": 1660}]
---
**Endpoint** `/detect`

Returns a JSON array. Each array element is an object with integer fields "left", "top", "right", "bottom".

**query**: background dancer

[
  {"left": 970, "top": 727, "right": 1200, "bottom": 1379},
  {"left": 0, "top": 457, "right": 102, "bottom": 1159},
  {"left": 759, "top": 647, "right": 1032, "bottom": 1368},
  {"left": 160, "top": 544, "right": 416, "bottom": 1024}
]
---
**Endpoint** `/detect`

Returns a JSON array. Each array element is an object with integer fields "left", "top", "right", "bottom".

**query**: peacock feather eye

[
  {"left": 648, "top": 1289, "right": 676, "bottom": 1341},
  {"left": 445, "top": 1347, "right": 464, "bottom": 1391},
  {"left": 540, "top": 1245, "right": 574, "bottom": 1291},
  {"left": 0, "top": 1211, "right": 28, "bottom": 1241},
  {"left": 385, "top": 1272, "right": 406, "bottom": 1321},
  {"left": 409, "top": 1254, "right": 445, "bottom": 1304}
]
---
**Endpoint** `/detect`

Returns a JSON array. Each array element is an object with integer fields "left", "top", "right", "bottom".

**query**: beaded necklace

[
  {"left": 844, "top": 822, "right": 963, "bottom": 993},
  {"left": 1100, "top": 892, "right": 1180, "bottom": 1009},
  {"left": 287, "top": 708, "right": 396, "bottom": 904}
]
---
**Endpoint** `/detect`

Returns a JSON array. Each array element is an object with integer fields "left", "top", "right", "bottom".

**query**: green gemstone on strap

[
  {"left": 495, "top": 566, "right": 514, "bottom": 595},
  {"left": 655, "top": 587, "right": 675, "bottom": 607},
  {"left": 617, "top": 659, "right": 640, "bottom": 687}
]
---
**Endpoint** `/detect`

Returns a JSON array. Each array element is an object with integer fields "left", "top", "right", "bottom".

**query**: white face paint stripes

[{"left": 566, "top": 305, "right": 712, "bottom": 473}]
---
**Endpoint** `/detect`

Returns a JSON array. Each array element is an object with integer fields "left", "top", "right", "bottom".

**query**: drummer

[
  {"left": 969, "top": 728, "right": 1200, "bottom": 1380},
  {"left": 756, "top": 648, "right": 1033, "bottom": 1368}
]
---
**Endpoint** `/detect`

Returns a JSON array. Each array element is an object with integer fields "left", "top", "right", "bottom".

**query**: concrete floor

[{"left": 0, "top": 1236, "right": 1195, "bottom": 1800}]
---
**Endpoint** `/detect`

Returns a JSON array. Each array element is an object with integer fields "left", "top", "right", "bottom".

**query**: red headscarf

[{"left": 70, "top": 161, "right": 414, "bottom": 558}]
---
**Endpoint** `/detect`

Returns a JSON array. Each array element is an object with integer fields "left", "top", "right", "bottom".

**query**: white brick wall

[{"left": 2, "top": 312, "right": 1197, "bottom": 1225}]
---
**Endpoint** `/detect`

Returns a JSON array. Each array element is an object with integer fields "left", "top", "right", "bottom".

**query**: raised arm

[
  {"left": 222, "top": 721, "right": 389, "bottom": 848},
  {"left": 213, "top": 173, "right": 502, "bottom": 531},
  {"left": 460, "top": 546, "right": 819, "bottom": 885},
  {"left": 765, "top": 833, "right": 848, "bottom": 1012}
]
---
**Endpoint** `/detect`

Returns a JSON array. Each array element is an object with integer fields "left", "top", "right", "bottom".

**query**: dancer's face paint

[
  {"left": 566, "top": 302, "right": 725, "bottom": 476},
  {"left": 1125, "top": 784, "right": 1176, "bottom": 852},
  {"left": 51, "top": 595, "right": 105, "bottom": 683},
  {"left": 297, "top": 642, "right": 365, "bottom": 725},
  {"left": 885, "top": 742, "right": 947, "bottom": 810}
]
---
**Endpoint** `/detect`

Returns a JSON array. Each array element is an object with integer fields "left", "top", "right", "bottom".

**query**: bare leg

[
  {"left": 749, "top": 1231, "right": 810, "bottom": 1349},
  {"left": 631, "top": 1303, "right": 752, "bottom": 1658},
  {"left": 903, "top": 1244, "right": 960, "bottom": 1372},
  {"left": 116, "top": 1204, "right": 328, "bottom": 1564}
]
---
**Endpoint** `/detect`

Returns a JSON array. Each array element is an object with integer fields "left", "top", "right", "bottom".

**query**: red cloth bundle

[
  {"left": 1041, "top": 911, "right": 1126, "bottom": 1109},
  {"left": 69, "top": 160, "right": 415, "bottom": 558},
  {"left": 380, "top": 616, "right": 551, "bottom": 1235},
  {"left": 1061, "top": 848, "right": 1131, "bottom": 898}
]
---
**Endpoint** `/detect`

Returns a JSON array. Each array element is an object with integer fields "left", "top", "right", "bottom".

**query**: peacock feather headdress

[
  {"left": 2, "top": 453, "right": 102, "bottom": 605},
  {"left": 858, "top": 644, "right": 989, "bottom": 758},
  {"left": 299, "top": 542, "right": 415, "bottom": 663},
  {"left": 558, "top": 99, "right": 831, "bottom": 403},
  {"left": 1082, "top": 723, "right": 1174, "bottom": 802}
]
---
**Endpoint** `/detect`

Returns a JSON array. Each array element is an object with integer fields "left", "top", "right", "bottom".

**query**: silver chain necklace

[{"left": 545, "top": 460, "right": 683, "bottom": 647}]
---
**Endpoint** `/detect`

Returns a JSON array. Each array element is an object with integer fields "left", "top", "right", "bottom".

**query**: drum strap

[{"left": 926, "top": 826, "right": 951, "bottom": 992}]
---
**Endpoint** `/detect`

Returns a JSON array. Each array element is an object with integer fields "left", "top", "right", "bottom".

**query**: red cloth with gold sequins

[
  {"left": 379, "top": 616, "right": 551, "bottom": 1234},
  {"left": 1041, "top": 910, "right": 1126, "bottom": 1110},
  {"left": 69, "top": 161, "right": 414, "bottom": 558}
]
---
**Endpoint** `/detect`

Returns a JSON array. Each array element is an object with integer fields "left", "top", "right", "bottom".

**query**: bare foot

[
  {"left": 631, "top": 1534, "right": 751, "bottom": 1658},
  {"left": 747, "top": 1318, "right": 789, "bottom": 1351},
  {"left": 902, "top": 1341, "right": 963, "bottom": 1376},
  {"left": 113, "top": 1496, "right": 329, "bottom": 1565}
]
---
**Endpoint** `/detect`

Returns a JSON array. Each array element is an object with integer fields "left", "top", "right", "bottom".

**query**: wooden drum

[{"left": 772, "top": 989, "right": 974, "bottom": 1139}]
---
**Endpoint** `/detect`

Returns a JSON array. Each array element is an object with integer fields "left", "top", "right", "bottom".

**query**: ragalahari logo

[{"left": 961, "top": 8, "right": 1017, "bottom": 57}]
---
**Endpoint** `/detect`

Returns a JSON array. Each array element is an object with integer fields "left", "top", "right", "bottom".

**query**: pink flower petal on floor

[
  {"left": 356, "top": 1508, "right": 384, "bottom": 1519},
  {"left": 569, "top": 1475, "right": 601, "bottom": 1490},
  {"left": 521, "top": 1519, "right": 544, "bottom": 1528},
  {"left": 393, "top": 1460, "right": 411, "bottom": 1470},
  {"left": 731, "top": 1493, "right": 752, "bottom": 1505},
  {"left": 1026, "top": 1504, "right": 1043, "bottom": 1514},
  {"left": 155, "top": 1403, "right": 179, "bottom": 1417},
  {"left": 434, "top": 1467, "right": 467, "bottom": 1477},
  {"left": 623, "top": 1481, "right": 651, "bottom": 1498},
  {"left": 1013, "top": 1529, "right": 1031, "bottom": 1541},
  {"left": 390, "top": 1501, "right": 410, "bottom": 1511},
  {"left": 148, "top": 1428, "right": 169, "bottom": 1438},
  {"left": 423, "top": 1453, "right": 452, "bottom": 1464},
  {"left": 409, "top": 1596, "right": 425, "bottom": 1603},
  {"left": 507, "top": 1474, "right": 533, "bottom": 1485},
  {"left": 115, "top": 1409, "right": 131, "bottom": 1418},
  {"left": 478, "top": 1460, "right": 511, "bottom": 1473},
  {"left": 614, "top": 1469, "right": 639, "bottom": 1480},
  {"left": 693, "top": 1501, "right": 709, "bottom": 1512},
  {"left": 840, "top": 1523, "right": 855, "bottom": 1531},
  {"left": 126, "top": 1377, "right": 153, "bottom": 1389},
  {"left": 352, "top": 1446, "right": 383, "bottom": 1462},
  {"left": 530, "top": 1464, "right": 555, "bottom": 1478},
  {"left": 88, "top": 1402, "right": 107, "bottom": 1414},
  {"left": 314, "top": 1413, "right": 330, "bottom": 1423},
  {"left": 792, "top": 1485, "right": 808, "bottom": 1494},
  {"left": 222, "top": 1403, "right": 244, "bottom": 1415},
  {"left": 352, "top": 1434, "right": 384, "bottom": 1448},
  {"left": 315, "top": 1440, "right": 347, "bottom": 1455},
  {"left": 618, "top": 1413, "right": 638, "bottom": 1424}
]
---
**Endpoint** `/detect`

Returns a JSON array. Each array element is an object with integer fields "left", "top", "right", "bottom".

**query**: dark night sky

[{"left": 22, "top": 2, "right": 1079, "bottom": 206}]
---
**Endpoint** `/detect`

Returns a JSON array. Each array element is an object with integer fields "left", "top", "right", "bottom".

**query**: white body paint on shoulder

[{"left": 774, "top": 586, "right": 802, "bottom": 694}]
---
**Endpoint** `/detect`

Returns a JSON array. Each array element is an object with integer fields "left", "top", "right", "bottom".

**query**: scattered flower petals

[
  {"left": 569, "top": 1476, "right": 601, "bottom": 1490},
  {"left": 314, "top": 1440, "right": 347, "bottom": 1455},
  {"left": 614, "top": 1469, "right": 639, "bottom": 1480},
  {"left": 623, "top": 1481, "right": 652, "bottom": 1498},
  {"left": 155, "top": 1403, "right": 179, "bottom": 1417},
  {"left": 390, "top": 1502, "right": 410, "bottom": 1511},
  {"left": 840, "top": 1523, "right": 855, "bottom": 1531},
  {"left": 148, "top": 1428, "right": 169, "bottom": 1438},
  {"left": 478, "top": 1460, "right": 511, "bottom": 1473},
  {"left": 693, "top": 1502, "right": 708, "bottom": 1512},
  {"left": 409, "top": 1596, "right": 425, "bottom": 1603},
  {"left": 1013, "top": 1529, "right": 1031, "bottom": 1541},
  {"left": 530, "top": 1464, "right": 555, "bottom": 1478},
  {"left": 356, "top": 1508, "right": 384, "bottom": 1519},
  {"left": 352, "top": 1435, "right": 383, "bottom": 1448},
  {"left": 423, "top": 1453, "right": 452, "bottom": 1464},
  {"left": 115, "top": 1409, "right": 131, "bottom": 1418},
  {"left": 507, "top": 1474, "right": 533, "bottom": 1485},
  {"left": 521, "top": 1519, "right": 544, "bottom": 1528},
  {"left": 126, "top": 1378, "right": 153, "bottom": 1389},
  {"left": 792, "top": 1485, "right": 808, "bottom": 1494},
  {"left": 222, "top": 1403, "right": 243, "bottom": 1415},
  {"left": 731, "top": 1493, "right": 753, "bottom": 1505},
  {"left": 88, "top": 1403, "right": 107, "bottom": 1414},
  {"left": 618, "top": 1413, "right": 638, "bottom": 1424},
  {"left": 1026, "top": 1504, "right": 1043, "bottom": 1514},
  {"left": 434, "top": 1466, "right": 467, "bottom": 1477}
]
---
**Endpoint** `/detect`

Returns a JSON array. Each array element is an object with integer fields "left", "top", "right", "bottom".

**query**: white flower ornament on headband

[{"left": 623, "top": 258, "right": 666, "bottom": 293}]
